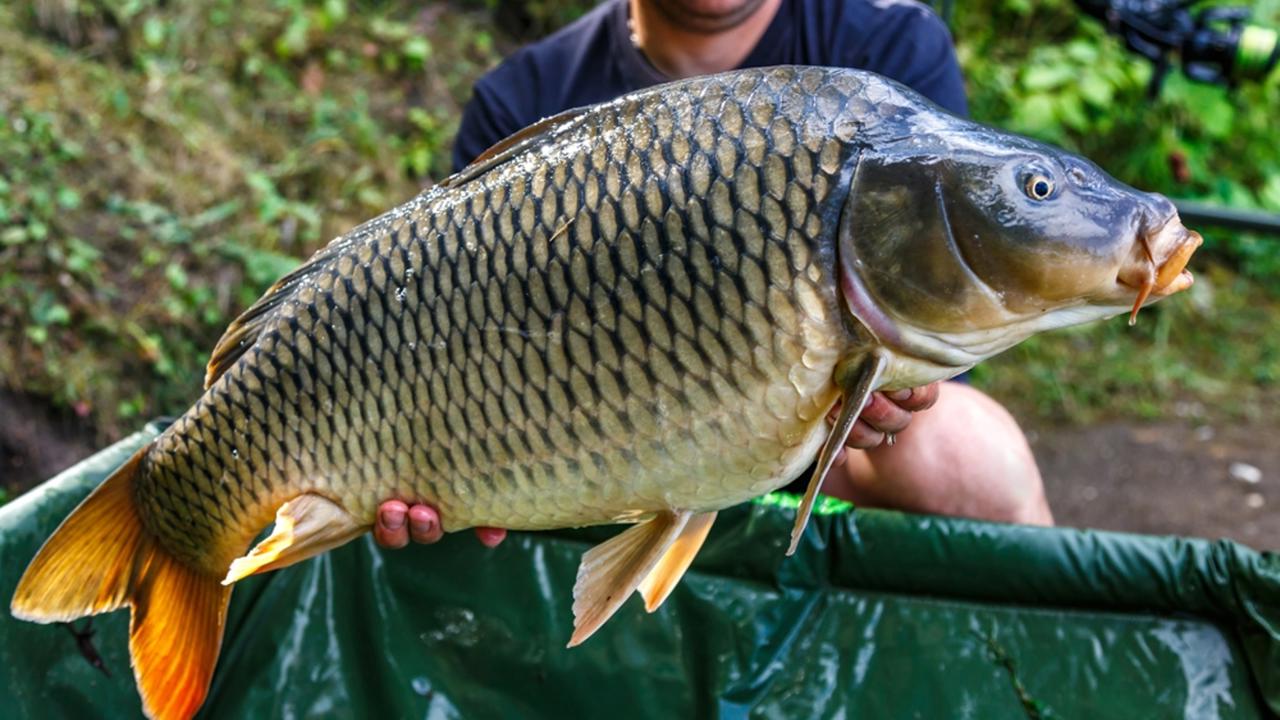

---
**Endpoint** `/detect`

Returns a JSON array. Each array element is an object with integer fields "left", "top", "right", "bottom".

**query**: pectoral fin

[
  {"left": 222, "top": 493, "right": 367, "bottom": 585},
  {"left": 637, "top": 510, "right": 717, "bottom": 612},
  {"left": 569, "top": 510, "right": 691, "bottom": 647},
  {"left": 786, "top": 353, "right": 888, "bottom": 556}
]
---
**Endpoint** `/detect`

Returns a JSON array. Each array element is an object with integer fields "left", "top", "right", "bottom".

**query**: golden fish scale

[{"left": 136, "top": 67, "right": 872, "bottom": 574}]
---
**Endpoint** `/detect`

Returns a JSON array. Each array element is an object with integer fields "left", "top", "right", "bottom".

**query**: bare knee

[
  {"left": 830, "top": 383, "right": 1053, "bottom": 526},
  {"left": 939, "top": 384, "right": 1052, "bottom": 525}
]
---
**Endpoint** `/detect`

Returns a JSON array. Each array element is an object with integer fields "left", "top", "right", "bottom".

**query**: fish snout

[{"left": 1115, "top": 210, "right": 1202, "bottom": 323}]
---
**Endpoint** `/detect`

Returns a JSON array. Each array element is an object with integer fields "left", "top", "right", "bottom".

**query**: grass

[
  {"left": 0, "top": 0, "right": 500, "bottom": 438},
  {"left": 972, "top": 263, "right": 1280, "bottom": 426}
]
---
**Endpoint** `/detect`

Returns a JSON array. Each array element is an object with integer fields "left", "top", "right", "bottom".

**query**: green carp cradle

[{"left": 13, "top": 66, "right": 1200, "bottom": 720}]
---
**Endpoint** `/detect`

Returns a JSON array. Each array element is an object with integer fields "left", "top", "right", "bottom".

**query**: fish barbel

[{"left": 12, "top": 66, "right": 1200, "bottom": 720}]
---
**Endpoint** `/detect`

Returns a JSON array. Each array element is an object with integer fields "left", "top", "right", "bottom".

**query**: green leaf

[
  {"left": 222, "top": 243, "right": 302, "bottom": 287},
  {"left": 1198, "top": 99, "right": 1236, "bottom": 139},
  {"left": 30, "top": 291, "right": 70, "bottom": 327},
  {"left": 66, "top": 238, "right": 102, "bottom": 275},
  {"left": 109, "top": 87, "right": 132, "bottom": 117},
  {"left": 276, "top": 13, "right": 311, "bottom": 58},
  {"left": 1, "top": 226, "right": 27, "bottom": 246},
  {"left": 1022, "top": 64, "right": 1075, "bottom": 91},
  {"left": 56, "top": 187, "right": 81, "bottom": 210},
  {"left": 1078, "top": 74, "right": 1113, "bottom": 107},
  {"left": 1262, "top": 176, "right": 1280, "bottom": 211},
  {"left": 402, "top": 37, "right": 431, "bottom": 68},
  {"left": 1065, "top": 40, "right": 1099, "bottom": 64},
  {"left": 165, "top": 262, "right": 189, "bottom": 290},
  {"left": 1011, "top": 94, "right": 1057, "bottom": 135},
  {"left": 1053, "top": 94, "right": 1089, "bottom": 131},
  {"left": 142, "top": 16, "right": 166, "bottom": 48},
  {"left": 323, "top": 0, "right": 348, "bottom": 24}
]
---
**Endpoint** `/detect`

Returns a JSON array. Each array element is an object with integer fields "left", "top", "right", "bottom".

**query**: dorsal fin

[
  {"left": 204, "top": 234, "right": 356, "bottom": 388},
  {"left": 438, "top": 106, "right": 589, "bottom": 190}
]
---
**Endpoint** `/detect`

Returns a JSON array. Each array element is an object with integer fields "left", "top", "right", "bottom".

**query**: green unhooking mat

[{"left": 2, "top": 421, "right": 1279, "bottom": 719}]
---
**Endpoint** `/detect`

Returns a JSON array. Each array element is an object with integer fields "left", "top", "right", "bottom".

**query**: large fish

[{"left": 12, "top": 66, "right": 1199, "bottom": 720}]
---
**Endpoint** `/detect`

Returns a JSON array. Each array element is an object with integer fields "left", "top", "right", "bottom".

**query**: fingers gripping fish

[{"left": 12, "top": 66, "right": 1199, "bottom": 720}]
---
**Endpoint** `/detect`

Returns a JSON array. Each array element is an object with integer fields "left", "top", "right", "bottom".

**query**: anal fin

[
  {"left": 569, "top": 510, "right": 691, "bottom": 647},
  {"left": 638, "top": 511, "right": 716, "bottom": 612},
  {"left": 786, "top": 353, "right": 888, "bottom": 556},
  {"left": 222, "top": 493, "right": 367, "bottom": 585}
]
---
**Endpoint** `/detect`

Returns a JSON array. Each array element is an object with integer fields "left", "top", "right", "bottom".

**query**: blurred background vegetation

[{"left": 0, "top": 0, "right": 1277, "bottom": 453}]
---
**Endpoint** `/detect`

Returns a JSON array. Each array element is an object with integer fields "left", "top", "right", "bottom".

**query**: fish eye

[{"left": 1023, "top": 174, "right": 1055, "bottom": 201}]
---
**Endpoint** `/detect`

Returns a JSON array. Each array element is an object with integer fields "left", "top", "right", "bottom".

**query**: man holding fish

[{"left": 373, "top": 0, "right": 1054, "bottom": 551}]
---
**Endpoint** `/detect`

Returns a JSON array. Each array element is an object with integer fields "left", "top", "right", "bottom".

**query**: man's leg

[{"left": 825, "top": 382, "right": 1053, "bottom": 526}]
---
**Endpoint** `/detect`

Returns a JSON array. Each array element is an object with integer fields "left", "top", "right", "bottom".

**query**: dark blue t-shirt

[{"left": 452, "top": 0, "right": 967, "bottom": 171}]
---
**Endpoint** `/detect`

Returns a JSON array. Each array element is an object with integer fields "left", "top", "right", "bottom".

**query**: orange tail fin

[
  {"left": 10, "top": 446, "right": 232, "bottom": 720},
  {"left": 128, "top": 543, "right": 231, "bottom": 720}
]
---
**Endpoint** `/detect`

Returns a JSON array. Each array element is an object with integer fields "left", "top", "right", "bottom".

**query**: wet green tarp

[{"left": 3, "top": 422, "right": 1279, "bottom": 718}]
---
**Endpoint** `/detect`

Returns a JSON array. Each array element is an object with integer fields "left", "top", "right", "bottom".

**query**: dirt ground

[
  {"left": 1, "top": 391, "right": 1276, "bottom": 551},
  {"left": 1030, "top": 420, "right": 1280, "bottom": 551},
  {"left": 0, "top": 391, "right": 98, "bottom": 498}
]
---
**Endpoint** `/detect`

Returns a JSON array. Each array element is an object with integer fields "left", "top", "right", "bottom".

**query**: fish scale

[{"left": 134, "top": 66, "right": 860, "bottom": 575}]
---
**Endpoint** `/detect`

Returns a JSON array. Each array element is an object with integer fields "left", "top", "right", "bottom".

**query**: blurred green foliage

[
  {"left": 968, "top": 264, "right": 1280, "bottom": 423},
  {"left": 0, "top": 0, "right": 1276, "bottom": 441},
  {"left": 954, "top": 0, "right": 1280, "bottom": 281},
  {"left": 0, "top": 0, "right": 501, "bottom": 436}
]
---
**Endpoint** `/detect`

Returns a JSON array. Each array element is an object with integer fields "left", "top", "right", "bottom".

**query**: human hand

[
  {"left": 373, "top": 500, "right": 508, "bottom": 549},
  {"left": 835, "top": 383, "right": 940, "bottom": 449}
]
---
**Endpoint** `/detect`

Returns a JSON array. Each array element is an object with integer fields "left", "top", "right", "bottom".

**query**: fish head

[{"left": 838, "top": 123, "right": 1201, "bottom": 373}]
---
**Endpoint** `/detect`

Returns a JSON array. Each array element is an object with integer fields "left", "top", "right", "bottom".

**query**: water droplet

[
  {"left": 231, "top": 449, "right": 239, "bottom": 459},
  {"left": 411, "top": 677, "right": 431, "bottom": 696},
  {"left": 395, "top": 286, "right": 407, "bottom": 303}
]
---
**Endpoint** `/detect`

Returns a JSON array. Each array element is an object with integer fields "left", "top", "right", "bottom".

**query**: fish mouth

[{"left": 1115, "top": 217, "right": 1203, "bottom": 325}]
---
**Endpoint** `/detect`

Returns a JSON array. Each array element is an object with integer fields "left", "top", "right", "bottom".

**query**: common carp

[{"left": 12, "top": 66, "right": 1199, "bottom": 720}]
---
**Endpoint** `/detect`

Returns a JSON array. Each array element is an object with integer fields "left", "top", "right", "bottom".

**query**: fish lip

[
  {"left": 1148, "top": 221, "right": 1202, "bottom": 293},
  {"left": 1115, "top": 217, "right": 1202, "bottom": 302}
]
